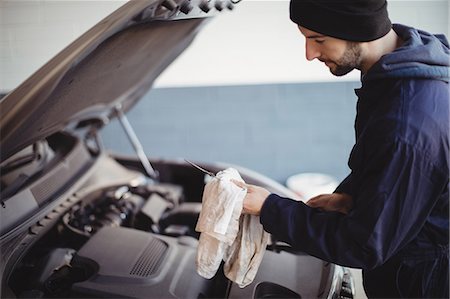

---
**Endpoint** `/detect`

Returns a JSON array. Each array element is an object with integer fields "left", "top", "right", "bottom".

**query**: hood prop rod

[{"left": 115, "top": 105, "right": 159, "bottom": 180}]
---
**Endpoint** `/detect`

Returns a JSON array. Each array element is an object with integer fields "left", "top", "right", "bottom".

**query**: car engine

[
  {"left": 2, "top": 134, "right": 351, "bottom": 299},
  {"left": 5, "top": 159, "right": 227, "bottom": 298}
]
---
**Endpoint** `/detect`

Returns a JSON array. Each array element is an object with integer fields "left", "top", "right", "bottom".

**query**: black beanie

[{"left": 289, "top": 0, "right": 392, "bottom": 42}]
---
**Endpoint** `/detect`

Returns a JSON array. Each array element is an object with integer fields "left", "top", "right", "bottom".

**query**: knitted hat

[{"left": 290, "top": 0, "right": 392, "bottom": 42}]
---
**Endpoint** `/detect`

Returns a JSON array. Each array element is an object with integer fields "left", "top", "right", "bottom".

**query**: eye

[{"left": 315, "top": 39, "right": 325, "bottom": 44}]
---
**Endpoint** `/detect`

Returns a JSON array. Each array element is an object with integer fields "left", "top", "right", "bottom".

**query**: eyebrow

[{"left": 306, "top": 34, "right": 326, "bottom": 39}]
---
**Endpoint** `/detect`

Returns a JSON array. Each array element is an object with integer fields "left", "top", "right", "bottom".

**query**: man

[{"left": 233, "top": 0, "right": 449, "bottom": 297}]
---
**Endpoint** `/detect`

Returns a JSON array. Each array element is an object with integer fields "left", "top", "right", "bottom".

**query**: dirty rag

[{"left": 195, "top": 168, "right": 269, "bottom": 288}]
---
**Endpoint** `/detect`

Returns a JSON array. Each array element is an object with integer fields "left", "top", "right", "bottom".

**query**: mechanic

[{"left": 233, "top": 0, "right": 449, "bottom": 297}]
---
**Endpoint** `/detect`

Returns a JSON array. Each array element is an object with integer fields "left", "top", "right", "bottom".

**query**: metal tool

[{"left": 184, "top": 159, "right": 217, "bottom": 178}]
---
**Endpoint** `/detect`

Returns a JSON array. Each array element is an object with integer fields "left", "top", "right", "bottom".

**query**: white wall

[
  {"left": 156, "top": 0, "right": 449, "bottom": 87},
  {"left": 1, "top": 0, "right": 448, "bottom": 92}
]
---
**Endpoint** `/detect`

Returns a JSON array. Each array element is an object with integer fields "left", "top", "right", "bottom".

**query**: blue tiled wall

[{"left": 101, "top": 81, "right": 360, "bottom": 184}]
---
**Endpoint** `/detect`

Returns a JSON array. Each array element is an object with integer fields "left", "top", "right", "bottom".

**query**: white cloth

[
  {"left": 195, "top": 168, "right": 269, "bottom": 288},
  {"left": 223, "top": 215, "right": 269, "bottom": 288}
]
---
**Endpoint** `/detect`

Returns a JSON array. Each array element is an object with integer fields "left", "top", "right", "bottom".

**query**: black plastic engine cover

[{"left": 72, "top": 226, "right": 212, "bottom": 298}]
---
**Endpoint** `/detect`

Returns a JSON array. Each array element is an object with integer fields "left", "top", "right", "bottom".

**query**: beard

[{"left": 327, "top": 41, "right": 362, "bottom": 76}]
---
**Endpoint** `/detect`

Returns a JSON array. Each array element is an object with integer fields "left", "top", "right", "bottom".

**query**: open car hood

[{"left": 0, "top": 0, "right": 233, "bottom": 163}]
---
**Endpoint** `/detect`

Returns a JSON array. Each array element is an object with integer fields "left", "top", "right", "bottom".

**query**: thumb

[{"left": 231, "top": 179, "right": 246, "bottom": 189}]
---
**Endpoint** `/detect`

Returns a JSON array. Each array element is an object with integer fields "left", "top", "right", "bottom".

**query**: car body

[{"left": 0, "top": 1, "right": 355, "bottom": 298}]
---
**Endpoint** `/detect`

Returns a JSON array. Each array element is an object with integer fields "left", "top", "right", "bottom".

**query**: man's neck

[{"left": 360, "top": 29, "right": 403, "bottom": 74}]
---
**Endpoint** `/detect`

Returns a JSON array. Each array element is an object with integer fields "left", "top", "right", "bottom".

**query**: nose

[{"left": 305, "top": 39, "right": 320, "bottom": 61}]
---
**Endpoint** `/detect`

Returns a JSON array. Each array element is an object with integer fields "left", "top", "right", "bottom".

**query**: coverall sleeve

[
  {"left": 260, "top": 138, "right": 446, "bottom": 269},
  {"left": 334, "top": 172, "right": 352, "bottom": 194}
]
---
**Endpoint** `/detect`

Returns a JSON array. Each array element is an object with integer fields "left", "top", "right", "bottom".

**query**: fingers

[
  {"left": 305, "top": 193, "right": 353, "bottom": 214},
  {"left": 306, "top": 194, "right": 326, "bottom": 207},
  {"left": 307, "top": 200, "right": 324, "bottom": 208},
  {"left": 306, "top": 198, "right": 319, "bottom": 207}
]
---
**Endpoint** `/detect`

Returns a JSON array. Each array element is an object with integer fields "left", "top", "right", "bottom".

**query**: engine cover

[{"left": 71, "top": 226, "right": 212, "bottom": 298}]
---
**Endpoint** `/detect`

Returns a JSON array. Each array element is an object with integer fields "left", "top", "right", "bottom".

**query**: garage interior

[{"left": 1, "top": 1, "right": 448, "bottom": 298}]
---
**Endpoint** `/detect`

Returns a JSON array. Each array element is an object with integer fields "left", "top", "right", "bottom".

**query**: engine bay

[
  {"left": 1, "top": 133, "right": 342, "bottom": 299},
  {"left": 5, "top": 149, "right": 224, "bottom": 298}
]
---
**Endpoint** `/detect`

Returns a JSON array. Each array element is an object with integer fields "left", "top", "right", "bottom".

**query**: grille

[{"left": 129, "top": 237, "right": 168, "bottom": 277}]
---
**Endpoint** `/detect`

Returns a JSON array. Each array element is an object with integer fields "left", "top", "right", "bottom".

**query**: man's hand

[
  {"left": 306, "top": 193, "right": 353, "bottom": 214},
  {"left": 232, "top": 180, "right": 270, "bottom": 216}
]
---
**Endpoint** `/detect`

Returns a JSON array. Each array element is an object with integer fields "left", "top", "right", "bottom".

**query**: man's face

[{"left": 298, "top": 26, "right": 362, "bottom": 76}]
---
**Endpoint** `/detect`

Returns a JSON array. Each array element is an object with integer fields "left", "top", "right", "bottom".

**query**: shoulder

[
  {"left": 364, "top": 78, "right": 448, "bottom": 132},
  {"left": 359, "top": 78, "right": 449, "bottom": 165}
]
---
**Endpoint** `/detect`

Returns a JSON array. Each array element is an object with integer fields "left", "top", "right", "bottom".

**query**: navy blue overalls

[{"left": 260, "top": 24, "right": 450, "bottom": 298}]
